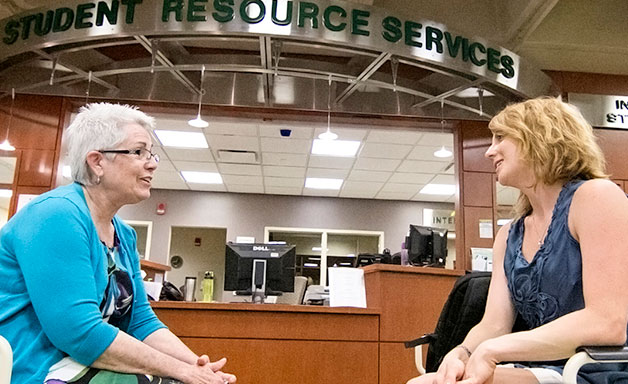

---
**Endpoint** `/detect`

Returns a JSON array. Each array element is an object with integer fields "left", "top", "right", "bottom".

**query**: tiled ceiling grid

[{"left": 146, "top": 114, "right": 456, "bottom": 202}]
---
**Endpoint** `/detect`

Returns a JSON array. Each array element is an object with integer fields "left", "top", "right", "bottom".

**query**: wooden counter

[
  {"left": 363, "top": 264, "right": 463, "bottom": 384},
  {"left": 152, "top": 266, "right": 463, "bottom": 384},
  {"left": 152, "top": 302, "right": 380, "bottom": 384}
]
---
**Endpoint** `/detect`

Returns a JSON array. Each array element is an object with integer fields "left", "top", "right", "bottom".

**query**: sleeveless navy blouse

[{"left": 504, "top": 180, "right": 628, "bottom": 383}]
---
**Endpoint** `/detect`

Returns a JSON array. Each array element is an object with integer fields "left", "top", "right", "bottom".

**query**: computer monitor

[
  {"left": 224, "top": 243, "right": 296, "bottom": 303},
  {"left": 406, "top": 224, "right": 448, "bottom": 267}
]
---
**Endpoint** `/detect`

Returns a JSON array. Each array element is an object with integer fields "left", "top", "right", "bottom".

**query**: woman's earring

[{"left": 95, "top": 176, "right": 101, "bottom": 185}]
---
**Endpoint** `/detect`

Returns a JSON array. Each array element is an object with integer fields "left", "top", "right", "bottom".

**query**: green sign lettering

[
  {"left": 351, "top": 9, "right": 369, "bottom": 36},
  {"left": 212, "top": 0, "right": 234, "bottom": 22},
  {"left": 96, "top": 1, "right": 119, "bottom": 26},
  {"left": 34, "top": 11, "right": 54, "bottom": 36},
  {"left": 323, "top": 5, "right": 346, "bottom": 32},
  {"left": 404, "top": 20, "right": 421, "bottom": 48},
  {"left": 298, "top": 2, "right": 319, "bottom": 29},
  {"left": 163, "top": 0, "right": 183, "bottom": 22},
  {"left": 381, "top": 16, "right": 401, "bottom": 43},
  {"left": 121, "top": 0, "right": 141, "bottom": 24},
  {"left": 468, "top": 42, "right": 486, "bottom": 66},
  {"left": 425, "top": 26, "right": 443, "bottom": 54},
  {"left": 271, "top": 0, "right": 292, "bottom": 26},
  {"left": 240, "top": 0, "right": 266, "bottom": 24},
  {"left": 187, "top": 0, "right": 208, "bottom": 22},
  {"left": 52, "top": 8, "right": 74, "bottom": 33},
  {"left": 75, "top": 3, "right": 96, "bottom": 29}
]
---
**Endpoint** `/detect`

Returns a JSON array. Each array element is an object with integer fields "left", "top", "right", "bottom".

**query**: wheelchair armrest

[
  {"left": 577, "top": 346, "right": 628, "bottom": 361},
  {"left": 563, "top": 346, "right": 628, "bottom": 384},
  {"left": 404, "top": 333, "right": 436, "bottom": 349}
]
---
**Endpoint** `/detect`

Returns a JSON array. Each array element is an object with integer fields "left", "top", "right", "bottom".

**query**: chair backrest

[
  {"left": 0, "top": 335, "right": 12, "bottom": 384},
  {"left": 425, "top": 272, "right": 491, "bottom": 372},
  {"left": 276, "top": 276, "right": 308, "bottom": 305}
]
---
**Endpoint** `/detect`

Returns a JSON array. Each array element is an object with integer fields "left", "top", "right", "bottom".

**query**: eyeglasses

[{"left": 99, "top": 148, "right": 160, "bottom": 163}]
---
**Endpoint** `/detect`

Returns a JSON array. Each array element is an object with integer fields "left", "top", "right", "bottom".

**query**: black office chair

[{"left": 404, "top": 272, "right": 628, "bottom": 383}]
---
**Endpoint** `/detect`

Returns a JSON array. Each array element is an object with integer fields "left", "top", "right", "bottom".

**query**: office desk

[
  {"left": 152, "top": 266, "right": 462, "bottom": 384},
  {"left": 152, "top": 302, "right": 380, "bottom": 384}
]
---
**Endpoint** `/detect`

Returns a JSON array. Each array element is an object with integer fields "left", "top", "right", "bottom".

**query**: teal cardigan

[{"left": 0, "top": 183, "right": 165, "bottom": 383}]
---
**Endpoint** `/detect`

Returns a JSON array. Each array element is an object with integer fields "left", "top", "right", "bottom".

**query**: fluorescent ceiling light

[
  {"left": 311, "top": 247, "right": 329, "bottom": 252},
  {"left": 154, "top": 130, "right": 209, "bottom": 148},
  {"left": 497, "top": 218, "right": 513, "bottom": 226},
  {"left": 181, "top": 171, "right": 223, "bottom": 184},
  {"left": 420, "top": 183, "right": 456, "bottom": 195},
  {"left": 311, "top": 139, "right": 360, "bottom": 157},
  {"left": 0, "top": 189, "right": 12, "bottom": 198},
  {"left": 62, "top": 165, "right": 72, "bottom": 178},
  {"left": 0, "top": 140, "right": 15, "bottom": 151},
  {"left": 305, "top": 177, "right": 343, "bottom": 190}
]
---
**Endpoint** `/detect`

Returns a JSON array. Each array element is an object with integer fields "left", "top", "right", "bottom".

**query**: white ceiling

[{"left": 60, "top": 115, "right": 456, "bottom": 202}]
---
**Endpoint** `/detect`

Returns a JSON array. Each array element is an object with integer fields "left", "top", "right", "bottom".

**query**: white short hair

[{"left": 65, "top": 103, "right": 155, "bottom": 185}]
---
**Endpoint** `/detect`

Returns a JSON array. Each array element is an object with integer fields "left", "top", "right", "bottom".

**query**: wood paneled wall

[{"left": 0, "top": 94, "right": 66, "bottom": 216}]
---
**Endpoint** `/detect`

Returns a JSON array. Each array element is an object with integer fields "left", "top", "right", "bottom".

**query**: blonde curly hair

[{"left": 488, "top": 97, "right": 607, "bottom": 218}]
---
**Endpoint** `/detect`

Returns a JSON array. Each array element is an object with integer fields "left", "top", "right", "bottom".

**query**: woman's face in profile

[
  {"left": 102, "top": 123, "right": 157, "bottom": 205},
  {"left": 485, "top": 134, "right": 530, "bottom": 187}
]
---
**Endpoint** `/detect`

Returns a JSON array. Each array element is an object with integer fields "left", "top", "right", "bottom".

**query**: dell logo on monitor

[{"left": 253, "top": 245, "right": 270, "bottom": 251}]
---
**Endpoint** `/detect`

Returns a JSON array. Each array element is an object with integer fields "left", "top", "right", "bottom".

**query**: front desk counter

[{"left": 152, "top": 265, "right": 463, "bottom": 384}]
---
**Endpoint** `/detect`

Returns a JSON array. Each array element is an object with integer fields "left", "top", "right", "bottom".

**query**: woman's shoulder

[{"left": 573, "top": 179, "right": 625, "bottom": 202}]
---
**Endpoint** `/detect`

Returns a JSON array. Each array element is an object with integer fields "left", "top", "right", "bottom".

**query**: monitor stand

[{"left": 234, "top": 259, "right": 283, "bottom": 304}]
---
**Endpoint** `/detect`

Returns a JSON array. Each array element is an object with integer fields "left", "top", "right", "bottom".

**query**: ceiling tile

[
  {"left": 359, "top": 142, "right": 412, "bottom": 159},
  {"left": 388, "top": 173, "right": 433, "bottom": 184},
  {"left": 412, "top": 193, "right": 453, "bottom": 202},
  {"left": 153, "top": 170, "right": 184, "bottom": 182},
  {"left": 205, "top": 120, "right": 259, "bottom": 136},
  {"left": 397, "top": 160, "right": 448, "bottom": 173},
  {"left": 206, "top": 135, "right": 259, "bottom": 151},
  {"left": 151, "top": 181, "right": 190, "bottom": 190},
  {"left": 348, "top": 170, "right": 391, "bottom": 182},
  {"left": 261, "top": 137, "right": 312, "bottom": 154},
  {"left": 222, "top": 174, "right": 263, "bottom": 185},
  {"left": 265, "top": 186, "right": 302, "bottom": 195},
  {"left": 188, "top": 183, "right": 227, "bottom": 192},
  {"left": 219, "top": 163, "right": 262, "bottom": 175},
  {"left": 339, "top": 190, "right": 378, "bottom": 199},
  {"left": 375, "top": 191, "right": 417, "bottom": 200},
  {"left": 172, "top": 161, "right": 218, "bottom": 172},
  {"left": 353, "top": 157, "right": 401, "bottom": 171},
  {"left": 227, "top": 184, "right": 264, "bottom": 193},
  {"left": 441, "top": 162, "right": 455, "bottom": 174},
  {"left": 417, "top": 132, "right": 454, "bottom": 146},
  {"left": 407, "top": 146, "right": 452, "bottom": 162},
  {"left": 431, "top": 174, "right": 456, "bottom": 184},
  {"left": 264, "top": 177, "right": 304, "bottom": 188},
  {"left": 303, "top": 188, "right": 340, "bottom": 197},
  {"left": 381, "top": 183, "right": 421, "bottom": 193},
  {"left": 154, "top": 160, "right": 176, "bottom": 172},
  {"left": 262, "top": 152, "right": 308, "bottom": 166},
  {"left": 342, "top": 180, "right": 384, "bottom": 192},
  {"left": 263, "top": 165, "right": 306, "bottom": 178},
  {"left": 259, "top": 124, "right": 313, "bottom": 139},
  {"left": 163, "top": 148, "right": 215, "bottom": 162},
  {"left": 306, "top": 168, "right": 349, "bottom": 179},
  {"left": 308, "top": 155, "right": 355, "bottom": 169},
  {"left": 366, "top": 129, "right": 422, "bottom": 144}
]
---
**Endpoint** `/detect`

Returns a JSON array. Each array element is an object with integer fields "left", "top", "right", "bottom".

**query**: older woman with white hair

[{"left": 0, "top": 103, "right": 236, "bottom": 384}]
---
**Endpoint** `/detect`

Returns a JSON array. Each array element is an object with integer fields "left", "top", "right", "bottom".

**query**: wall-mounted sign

[
  {"left": 569, "top": 93, "right": 628, "bottom": 130},
  {"left": 423, "top": 208, "right": 455, "bottom": 231},
  {"left": 0, "top": 0, "right": 551, "bottom": 97}
]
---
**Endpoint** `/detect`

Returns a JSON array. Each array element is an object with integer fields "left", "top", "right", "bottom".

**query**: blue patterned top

[{"left": 504, "top": 180, "right": 628, "bottom": 383}]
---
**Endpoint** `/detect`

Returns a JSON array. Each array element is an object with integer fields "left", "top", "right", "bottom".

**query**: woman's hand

[
  {"left": 191, "top": 356, "right": 236, "bottom": 384},
  {"left": 457, "top": 343, "right": 498, "bottom": 384},
  {"left": 432, "top": 347, "right": 468, "bottom": 384}
]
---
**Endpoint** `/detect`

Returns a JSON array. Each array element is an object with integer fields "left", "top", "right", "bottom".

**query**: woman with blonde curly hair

[{"left": 408, "top": 97, "right": 628, "bottom": 384}]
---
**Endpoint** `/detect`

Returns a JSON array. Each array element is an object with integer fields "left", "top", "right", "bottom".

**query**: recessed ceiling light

[
  {"left": 181, "top": 171, "right": 223, "bottom": 184},
  {"left": 0, "top": 189, "right": 12, "bottom": 198},
  {"left": 311, "top": 139, "right": 360, "bottom": 157},
  {"left": 188, "top": 115, "right": 209, "bottom": 128},
  {"left": 154, "top": 130, "right": 209, "bottom": 148},
  {"left": 419, "top": 184, "right": 456, "bottom": 195},
  {"left": 305, "top": 177, "right": 343, "bottom": 190}
]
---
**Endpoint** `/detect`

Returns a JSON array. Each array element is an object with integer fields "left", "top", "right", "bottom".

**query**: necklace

[{"left": 531, "top": 215, "right": 549, "bottom": 246}]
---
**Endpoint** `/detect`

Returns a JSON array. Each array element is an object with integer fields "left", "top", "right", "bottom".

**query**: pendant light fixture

[
  {"left": 318, "top": 75, "right": 337, "bottom": 140},
  {"left": 0, "top": 88, "right": 16, "bottom": 152},
  {"left": 188, "top": 65, "right": 209, "bottom": 128},
  {"left": 433, "top": 98, "right": 452, "bottom": 158}
]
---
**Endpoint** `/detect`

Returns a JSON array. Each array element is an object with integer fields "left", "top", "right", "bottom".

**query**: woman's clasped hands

[{"left": 185, "top": 355, "right": 236, "bottom": 384}]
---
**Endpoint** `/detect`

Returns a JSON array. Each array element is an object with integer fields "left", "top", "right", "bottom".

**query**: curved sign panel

[{"left": 0, "top": 0, "right": 551, "bottom": 98}]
